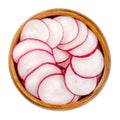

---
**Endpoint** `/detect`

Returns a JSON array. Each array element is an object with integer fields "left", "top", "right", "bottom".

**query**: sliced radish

[
  {"left": 38, "top": 73, "right": 74, "bottom": 105},
  {"left": 17, "top": 49, "right": 55, "bottom": 79},
  {"left": 71, "top": 49, "right": 104, "bottom": 78},
  {"left": 12, "top": 16, "right": 105, "bottom": 105},
  {"left": 97, "top": 72, "right": 103, "bottom": 84},
  {"left": 42, "top": 18, "right": 63, "bottom": 48},
  {"left": 58, "top": 57, "right": 70, "bottom": 69},
  {"left": 64, "top": 65, "right": 97, "bottom": 95},
  {"left": 25, "top": 63, "right": 62, "bottom": 98},
  {"left": 70, "top": 95, "right": 81, "bottom": 103},
  {"left": 54, "top": 16, "right": 78, "bottom": 44},
  {"left": 20, "top": 19, "right": 49, "bottom": 42},
  {"left": 58, "top": 20, "right": 88, "bottom": 51},
  {"left": 12, "top": 38, "right": 52, "bottom": 63},
  {"left": 69, "top": 29, "right": 98, "bottom": 57},
  {"left": 53, "top": 48, "right": 70, "bottom": 63}
]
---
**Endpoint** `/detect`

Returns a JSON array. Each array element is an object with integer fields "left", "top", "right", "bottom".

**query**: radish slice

[
  {"left": 17, "top": 49, "right": 55, "bottom": 79},
  {"left": 97, "top": 72, "right": 103, "bottom": 84},
  {"left": 58, "top": 57, "right": 70, "bottom": 69},
  {"left": 53, "top": 48, "right": 70, "bottom": 63},
  {"left": 12, "top": 38, "right": 52, "bottom": 63},
  {"left": 70, "top": 95, "right": 80, "bottom": 103},
  {"left": 58, "top": 20, "right": 88, "bottom": 50},
  {"left": 54, "top": 16, "right": 78, "bottom": 44},
  {"left": 69, "top": 29, "right": 98, "bottom": 57},
  {"left": 65, "top": 65, "right": 97, "bottom": 95},
  {"left": 20, "top": 19, "right": 49, "bottom": 42},
  {"left": 25, "top": 63, "right": 62, "bottom": 98},
  {"left": 38, "top": 73, "right": 74, "bottom": 105},
  {"left": 71, "top": 49, "right": 104, "bottom": 78},
  {"left": 42, "top": 18, "right": 63, "bottom": 48}
]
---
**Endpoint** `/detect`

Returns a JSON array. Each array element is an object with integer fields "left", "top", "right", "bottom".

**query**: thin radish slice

[
  {"left": 97, "top": 72, "right": 103, "bottom": 84},
  {"left": 53, "top": 48, "right": 70, "bottom": 63},
  {"left": 70, "top": 95, "right": 81, "bottom": 103},
  {"left": 12, "top": 38, "right": 52, "bottom": 63},
  {"left": 54, "top": 16, "right": 78, "bottom": 44},
  {"left": 65, "top": 65, "right": 97, "bottom": 95},
  {"left": 58, "top": 20, "right": 88, "bottom": 51},
  {"left": 69, "top": 29, "right": 98, "bottom": 57},
  {"left": 58, "top": 57, "right": 70, "bottom": 69},
  {"left": 25, "top": 63, "right": 62, "bottom": 98},
  {"left": 42, "top": 18, "right": 63, "bottom": 48},
  {"left": 20, "top": 19, "right": 49, "bottom": 42},
  {"left": 17, "top": 49, "right": 55, "bottom": 79},
  {"left": 71, "top": 49, "right": 104, "bottom": 78},
  {"left": 38, "top": 73, "right": 74, "bottom": 105}
]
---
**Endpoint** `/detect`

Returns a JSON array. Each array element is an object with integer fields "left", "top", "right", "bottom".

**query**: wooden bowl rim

[{"left": 8, "top": 8, "right": 111, "bottom": 110}]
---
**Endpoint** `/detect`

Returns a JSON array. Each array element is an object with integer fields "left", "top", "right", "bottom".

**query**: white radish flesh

[
  {"left": 42, "top": 18, "right": 63, "bottom": 48},
  {"left": 71, "top": 49, "right": 104, "bottom": 78},
  {"left": 20, "top": 19, "right": 49, "bottom": 42},
  {"left": 58, "top": 20, "right": 88, "bottom": 51},
  {"left": 53, "top": 48, "right": 70, "bottom": 63},
  {"left": 12, "top": 38, "right": 52, "bottom": 63},
  {"left": 38, "top": 74, "right": 74, "bottom": 105},
  {"left": 69, "top": 29, "right": 98, "bottom": 57},
  {"left": 17, "top": 49, "right": 55, "bottom": 79},
  {"left": 54, "top": 16, "right": 78, "bottom": 44},
  {"left": 25, "top": 63, "right": 62, "bottom": 98},
  {"left": 65, "top": 65, "right": 97, "bottom": 95}
]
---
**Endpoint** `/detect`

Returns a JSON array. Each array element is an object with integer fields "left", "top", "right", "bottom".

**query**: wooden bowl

[{"left": 9, "top": 8, "right": 111, "bottom": 110}]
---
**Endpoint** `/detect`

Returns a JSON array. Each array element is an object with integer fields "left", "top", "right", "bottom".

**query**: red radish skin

[
  {"left": 54, "top": 16, "right": 79, "bottom": 44},
  {"left": 20, "top": 19, "right": 49, "bottom": 42},
  {"left": 58, "top": 20, "right": 88, "bottom": 51},
  {"left": 24, "top": 63, "right": 62, "bottom": 98},
  {"left": 38, "top": 73, "right": 74, "bottom": 105},
  {"left": 42, "top": 18, "right": 63, "bottom": 48},
  {"left": 12, "top": 38, "right": 53, "bottom": 63},
  {"left": 69, "top": 29, "right": 98, "bottom": 57},
  {"left": 53, "top": 48, "right": 70, "bottom": 63},
  {"left": 64, "top": 65, "right": 97, "bottom": 96},
  {"left": 71, "top": 49, "right": 104, "bottom": 78},
  {"left": 17, "top": 49, "right": 55, "bottom": 80}
]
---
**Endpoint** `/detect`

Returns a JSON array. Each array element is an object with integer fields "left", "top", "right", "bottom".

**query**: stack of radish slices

[{"left": 12, "top": 16, "right": 104, "bottom": 105}]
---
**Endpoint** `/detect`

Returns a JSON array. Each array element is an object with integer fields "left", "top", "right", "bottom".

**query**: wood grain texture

[{"left": 8, "top": 8, "right": 111, "bottom": 110}]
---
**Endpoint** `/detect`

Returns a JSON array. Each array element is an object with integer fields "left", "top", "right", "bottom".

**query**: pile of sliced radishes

[{"left": 12, "top": 16, "right": 104, "bottom": 105}]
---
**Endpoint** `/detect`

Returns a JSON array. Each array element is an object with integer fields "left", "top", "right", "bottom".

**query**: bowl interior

[{"left": 9, "top": 9, "right": 111, "bottom": 110}]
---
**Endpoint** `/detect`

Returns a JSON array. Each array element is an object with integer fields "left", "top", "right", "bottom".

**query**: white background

[{"left": 0, "top": 0, "right": 119, "bottom": 119}]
